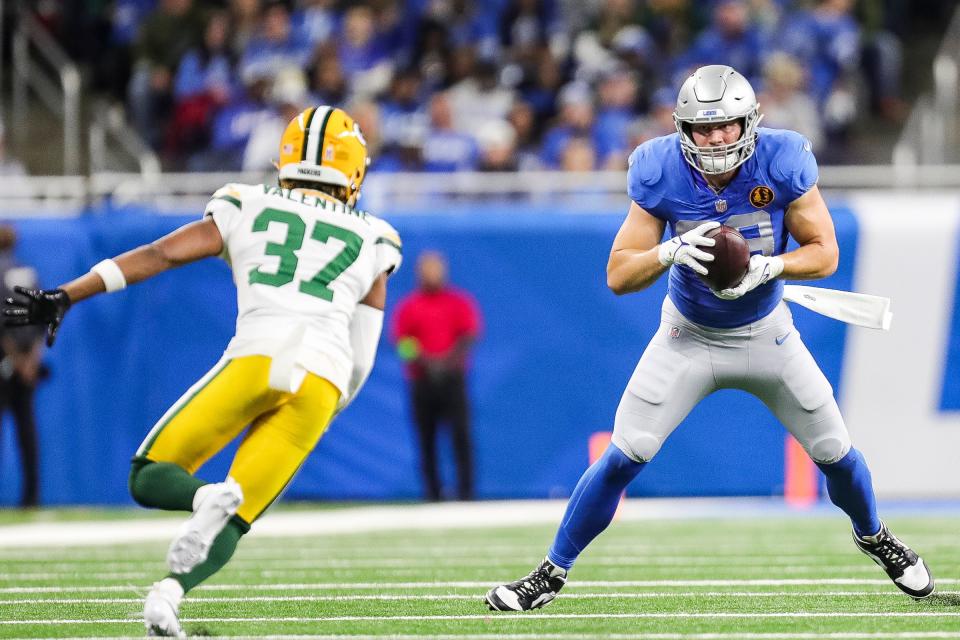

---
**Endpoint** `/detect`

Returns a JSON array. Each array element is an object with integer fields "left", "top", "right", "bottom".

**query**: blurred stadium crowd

[{"left": 30, "top": 0, "right": 950, "bottom": 172}]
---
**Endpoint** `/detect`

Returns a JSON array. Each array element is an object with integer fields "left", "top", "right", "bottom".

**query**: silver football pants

[{"left": 612, "top": 296, "right": 850, "bottom": 464}]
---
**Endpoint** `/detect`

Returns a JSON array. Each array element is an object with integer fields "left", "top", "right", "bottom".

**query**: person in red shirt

[{"left": 391, "top": 250, "right": 482, "bottom": 501}]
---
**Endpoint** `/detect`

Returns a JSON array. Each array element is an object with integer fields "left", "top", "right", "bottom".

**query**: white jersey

[{"left": 203, "top": 183, "right": 402, "bottom": 395}]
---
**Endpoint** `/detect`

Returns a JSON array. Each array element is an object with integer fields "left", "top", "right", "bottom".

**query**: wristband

[{"left": 91, "top": 259, "right": 127, "bottom": 293}]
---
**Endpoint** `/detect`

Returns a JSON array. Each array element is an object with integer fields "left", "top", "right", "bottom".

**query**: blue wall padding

[{"left": 0, "top": 203, "right": 858, "bottom": 505}]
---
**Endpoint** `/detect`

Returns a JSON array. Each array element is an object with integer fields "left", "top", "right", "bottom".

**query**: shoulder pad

[
  {"left": 371, "top": 216, "right": 402, "bottom": 276},
  {"left": 627, "top": 137, "right": 673, "bottom": 210},
  {"left": 628, "top": 143, "right": 663, "bottom": 187},
  {"left": 209, "top": 183, "right": 246, "bottom": 210}
]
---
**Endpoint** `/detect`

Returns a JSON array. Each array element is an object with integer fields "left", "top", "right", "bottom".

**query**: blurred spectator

[
  {"left": 348, "top": 99, "right": 385, "bottom": 167},
  {"left": 500, "top": 0, "right": 563, "bottom": 69},
  {"left": 380, "top": 68, "right": 430, "bottom": 152},
  {"left": 560, "top": 136, "right": 597, "bottom": 171},
  {"left": 240, "top": 0, "right": 312, "bottom": 82},
  {"left": 476, "top": 119, "right": 519, "bottom": 172},
  {"left": 0, "top": 226, "right": 45, "bottom": 507},
  {"left": 676, "top": 0, "right": 767, "bottom": 85},
  {"left": 339, "top": 5, "right": 394, "bottom": 97},
  {"left": 422, "top": 93, "right": 479, "bottom": 172},
  {"left": 858, "top": 0, "right": 907, "bottom": 121},
  {"left": 307, "top": 45, "right": 349, "bottom": 106},
  {"left": 758, "top": 52, "right": 824, "bottom": 152},
  {"left": 590, "top": 0, "right": 643, "bottom": 49},
  {"left": 391, "top": 250, "right": 482, "bottom": 502},
  {"left": 0, "top": 124, "right": 27, "bottom": 177},
  {"left": 128, "top": 0, "right": 207, "bottom": 149},
  {"left": 229, "top": 0, "right": 263, "bottom": 57},
  {"left": 629, "top": 86, "right": 677, "bottom": 146},
  {"left": 776, "top": 0, "right": 860, "bottom": 108},
  {"left": 448, "top": 59, "right": 516, "bottom": 133},
  {"left": 610, "top": 25, "right": 662, "bottom": 107},
  {"left": 377, "top": 129, "right": 425, "bottom": 173},
  {"left": 640, "top": 0, "right": 704, "bottom": 57},
  {"left": 594, "top": 66, "right": 640, "bottom": 168},
  {"left": 174, "top": 11, "right": 235, "bottom": 103},
  {"left": 519, "top": 48, "right": 565, "bottom": 122},
  {"left": 242, "top": 69, "right": 309, "bottom": 172},
  {"left": 292, "top": 0, "right": 339, "bottom": 47},
  {"left": 540, "top": 80, "right": 595, "bottom": 168},
  {"left": 166, "top": 10, "right": 236, "bottom": 162},
  {"left": 422, "top": 0, "right": 500, "bottom": 62},
  {"left": 507, "top": 99, "right": 544, "bottom": 171},
  {"left": 188, "top": 65, "right": 273, "bottom": 172}
]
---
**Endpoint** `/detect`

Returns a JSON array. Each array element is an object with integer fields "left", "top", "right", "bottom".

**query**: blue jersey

[{"left": 627, "top": 128, "right": 818, "bottom": 328}]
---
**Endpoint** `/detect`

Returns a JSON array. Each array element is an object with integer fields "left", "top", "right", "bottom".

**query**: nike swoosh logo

[{"left": 775, "top": 332, "right": 791, "bottom": 345}]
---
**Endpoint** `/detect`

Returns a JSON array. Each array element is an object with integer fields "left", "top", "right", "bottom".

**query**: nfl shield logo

[
  {"left": 670, "top": 326, "right": 681, "bottom": 339},
  {"left": 715, "top": 199, "right": 727, "bottom": 213}
]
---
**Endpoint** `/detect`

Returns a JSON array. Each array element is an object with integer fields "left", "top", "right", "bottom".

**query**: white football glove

[
  {"left": 657, "top": 221, "right": 719, "bottom": 277},
  {"left": 713, "top": 254, "right": 785, "bottom": 300}
]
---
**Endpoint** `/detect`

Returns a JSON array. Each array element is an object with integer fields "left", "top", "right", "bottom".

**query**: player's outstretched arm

[
  {"left": 3, "top": 219, "right": 223, "bottom": 346},
  {"left": 63, "top": 219, "right": 225, "bottom": 303},
  {"left": 780, "top": 185, "right": 839, "bottom": 280}
]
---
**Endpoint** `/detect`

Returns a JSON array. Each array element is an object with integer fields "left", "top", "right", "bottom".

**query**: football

[{"left": 698, "top": 225, "right": 750, "bottom": 291}]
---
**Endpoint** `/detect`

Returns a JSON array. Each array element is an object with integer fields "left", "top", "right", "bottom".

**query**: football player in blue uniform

[{"left": 486, "top": 65, "right": 934, "bottom": 612}]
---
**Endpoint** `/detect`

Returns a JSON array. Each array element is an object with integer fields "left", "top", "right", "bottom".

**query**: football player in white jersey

[{"left": 4, "top": 106, "right": 402, "bottom": 637}]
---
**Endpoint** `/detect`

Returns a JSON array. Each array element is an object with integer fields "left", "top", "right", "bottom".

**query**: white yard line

[
  {"left": 0, "top": 567, "right": 892, "bottom": 581},
  {"left": 0, "top": 557, "right": 892, "bottom": 569},
  {"left": 6, "top": 612, "right": 960, "bottom": 625},
  {"left": 0, "top": 498, "right": 874, "bottom": 548},
  {"left": 3, "top": 591, "right": 958, "bottom": 605},
  {"left": 2, "top": 578, "right": 959, "bottom": 593}
]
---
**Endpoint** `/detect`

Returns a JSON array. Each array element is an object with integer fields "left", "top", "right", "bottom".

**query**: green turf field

[{"left": 1, "top": 511, "right": 959, "bottom": 639}]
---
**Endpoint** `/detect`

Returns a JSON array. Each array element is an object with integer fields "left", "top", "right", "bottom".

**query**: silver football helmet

[{"left": 673, "top": 65, "right": 762, "bottom": 174}]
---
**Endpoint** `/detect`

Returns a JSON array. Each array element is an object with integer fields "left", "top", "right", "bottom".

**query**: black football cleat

[
  {"left": 854, "top": 521, "right": 935, "bottom": 599},
  {"left": 485, "top": 557, "right": 568, "bottom": 611}
]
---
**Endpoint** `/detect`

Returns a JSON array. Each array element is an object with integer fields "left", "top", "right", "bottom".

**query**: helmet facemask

[{"left": 674, "top": 108, "right": 762, "bottom": 175}]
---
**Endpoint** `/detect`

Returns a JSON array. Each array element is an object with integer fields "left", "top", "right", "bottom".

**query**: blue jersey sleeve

[
  {"left": 768, "top": 130, "right": 818, "bottom": 203},
  {"left": 626, "top": 139, "right": 668, "bottom": 213}
]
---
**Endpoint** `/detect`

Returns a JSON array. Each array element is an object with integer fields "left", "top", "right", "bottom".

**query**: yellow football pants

[{"left": 136, "top": 355, "right": 340, "bottom": 523}]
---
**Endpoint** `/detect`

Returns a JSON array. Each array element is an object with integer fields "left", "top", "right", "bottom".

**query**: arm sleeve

[
  {"left": 203, "top": 184, "right": 245, "bottom": 245},
  {"left": 338, "top": 304, "right": 384, "bottom": 412}
]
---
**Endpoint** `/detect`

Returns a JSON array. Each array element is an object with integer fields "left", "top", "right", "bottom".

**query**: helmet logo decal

[
  {"left": 282, "top": 143, "right": 294, "bottom": 155},
  {"left": 324, "top": 144, "right": 335, "bottom": 161},
  {"left": 696, "top": 109, "right": 725, "bottom": 117},
  {"left": 749, "top": 185, "right": 775, "bottom": 208},
  {"left": 336, "top": 123, "right": 368, "bottom": 148}
]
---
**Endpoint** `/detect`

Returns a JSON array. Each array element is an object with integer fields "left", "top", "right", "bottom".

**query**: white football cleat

[
  {"left": 144, "top": 578, "right": 186, "bottom": 638},
  {"left": 853, "top": 521, "right": 935, "bottom": 599},
  {"left": 167, "top": 477, "right": 243, "bottom": 574}
]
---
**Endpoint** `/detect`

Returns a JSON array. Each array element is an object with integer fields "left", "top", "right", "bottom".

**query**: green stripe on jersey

[
  {"left": 375, "top": 237, "right": 402, "bottom": 252},
  {"left": 216, "top": 195, "right": 241, "bottom": 209}
]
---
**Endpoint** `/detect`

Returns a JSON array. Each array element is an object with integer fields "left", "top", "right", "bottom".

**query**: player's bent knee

[
  {"left": 128, "top": 456, "right": 153, "bottom": 507},
  {"left": 613, "top": 431, "right": 662, "bottom": 463},
  {"left": 809, "top": 436, "right": 850, "bottom": 465}
]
